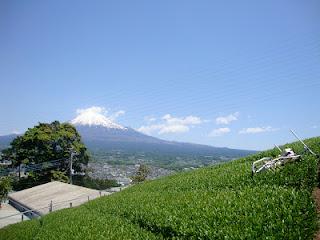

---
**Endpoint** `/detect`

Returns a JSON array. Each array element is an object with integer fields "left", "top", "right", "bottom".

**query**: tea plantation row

[{"left": 1, "top": 137, "right": 319, "bottom": 239}]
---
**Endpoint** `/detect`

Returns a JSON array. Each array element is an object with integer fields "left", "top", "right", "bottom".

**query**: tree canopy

[
  {"left": 131, "top": 164, "right": 150, "bottom": 183},
  {"left": 2, "top": 121, "right": 89, "bottom": 173},
  {"left": 0, "top": 177, "right": 12, "bottom": 207}
]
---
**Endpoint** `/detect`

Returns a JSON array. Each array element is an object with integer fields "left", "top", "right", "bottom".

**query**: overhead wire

[
  {"left": 1, "top": 33, "right": 319, "bottom": 136},
  {"left": 17, "top": 32, "right": 320, "bottom": 124},
  {"left": 80, "top": 37, "right": 319, "bottom": 103},
  {"left": 80, "top": 39, "right": 320, "bottom": 118}
]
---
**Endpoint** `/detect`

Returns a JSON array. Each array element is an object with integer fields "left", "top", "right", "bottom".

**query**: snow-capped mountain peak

[{"left": 70, "top": 106, "right": 126, "bottom": 130}]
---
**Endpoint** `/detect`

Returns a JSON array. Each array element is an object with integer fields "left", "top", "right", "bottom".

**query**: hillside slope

[{"left": 1, "top": 137, "right": 320, "bottom": 239}]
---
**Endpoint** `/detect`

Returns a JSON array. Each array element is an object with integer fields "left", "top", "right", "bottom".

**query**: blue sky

[{"left": 0, "top": 0, "right": 319, "bottom": 150}]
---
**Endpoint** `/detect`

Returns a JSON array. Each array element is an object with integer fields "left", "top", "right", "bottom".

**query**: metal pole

[
  {"left": 49, "top": 200, "right": 53, "bottom": 212},
  {"left": 290, "top": 129, "right": 317, "bottom": 156},
  {"left": 21, "top": 214, "right": 24, "bottom": 222},
  {"left": 70, "top": 151, "right": 74, "bottom": 184},
  {"left": 274, "top": 144, "right": 282, "bottom": 153},
  {"left": 69, "top": 202, "right": 72, "bottom": 208}
]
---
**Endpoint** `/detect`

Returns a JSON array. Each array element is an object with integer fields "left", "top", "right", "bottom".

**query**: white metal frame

[{"left": 251, "top": 129, "right": 316, "bottom": 175}]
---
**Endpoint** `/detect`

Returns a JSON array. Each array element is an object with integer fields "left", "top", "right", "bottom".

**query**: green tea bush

[{"left": 1, "top": 137, "right": 319, "bottom": 239}]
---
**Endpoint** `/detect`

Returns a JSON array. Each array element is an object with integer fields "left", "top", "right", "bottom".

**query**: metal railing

[{"left": 0, "top": 190, "right": 110, "bottom": 224}]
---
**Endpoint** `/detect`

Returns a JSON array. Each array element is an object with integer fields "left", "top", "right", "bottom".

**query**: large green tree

[
  {"left": 0, "top": 176, "right": 12, "bottom": 208},
  {"left": 2, "top": 121, "right": 89, "bottom": 176}
]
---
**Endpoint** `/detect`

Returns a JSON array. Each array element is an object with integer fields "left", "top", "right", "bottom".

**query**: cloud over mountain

[
  {"left": 215, "top": 112, "right": 239, "bottom": 125},
  {"left": 138, "top": 114, "right": 202, "bottom": 135},
  {"left": 239, "top": 126, "right": 278, "bottom": 134},
  {"left": 209, "top": 127, "right": 231, "bottom": 137}
]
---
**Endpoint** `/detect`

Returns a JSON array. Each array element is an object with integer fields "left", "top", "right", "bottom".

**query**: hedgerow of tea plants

[{"left": 1, "top": 137, "right": 319, "bottom": 239}]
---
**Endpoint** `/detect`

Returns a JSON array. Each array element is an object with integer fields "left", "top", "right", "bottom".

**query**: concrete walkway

[
  {"left": 9, "top": 181, "right": 106, "bottom": 215},
  {"left": 0, "top": 203, "right": 29, "bottom": 229},
  {"left": 0, "top": 182, "right": 124, "bottom": 229}
]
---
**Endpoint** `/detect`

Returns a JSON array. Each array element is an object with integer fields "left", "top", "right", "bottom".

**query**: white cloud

[
  {"left": 162, "top": 114, "right": 202, "bottom": 125},
  {"left": 158, "top": 124, "right": 189, "bottom": 134},
  {"left": 239, "top": 126, "right": 278, "bottom": 134},
  {"left": 75, "top": 107, "right": 125, "bottom": 120},
  {"left": 76, "top": 106, "right": 106, "bottom": 115},
  {"left": 215, "top": 112, "right": 239, "bottom": 125},
  {"left": 110, "top": 110, "right": 125, "bottom": 120},
  {"left": 312, "top": 125, "right": 318, "bottom": 129},
  {"left": 209, "top": 127, "right": 231, "bottom": 137},
  {"left": 138, "top": 114, "right": 202, "bottom": 135},
  {"left": 144, "top": 116, "right": 157, "bottom": 122},
  {"left": 137, "top": 124, "right": 163, "bottom": 135}
]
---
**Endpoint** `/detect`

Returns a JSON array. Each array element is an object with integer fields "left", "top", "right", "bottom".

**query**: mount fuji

[
  {"left": 0, "top": 109, "right": 255, "bottom": 161},
  {"left": 69, "top": 109, "right": 254, "bottom": 158}
]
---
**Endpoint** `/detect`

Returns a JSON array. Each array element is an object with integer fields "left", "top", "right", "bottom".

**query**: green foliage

[
  {"left": 2, "top": 121, "right": 89, "bottom": 190},
  {"left": 72, "top": 175, "right": 119, "bottom": 190},
  {"left": 131, "top": 164, "right": 150, "bottom": 183},
  {"left": 0, "top": 219, "right": 41, "bottom": 240},
  {"left": 1, "top": 137, "right": 319, "bottom": 239},
  {"left": 2, "top": 121, "right": 89, "bottom": 172},
  {"left": 50, "top": 170, "right": 69, "bottom": 183},
  {"left": 12, "top": 172, "right": 49, "bottom": 191},
  {"left": 0, "top": 176, "right": 12, "bottom": 207}
]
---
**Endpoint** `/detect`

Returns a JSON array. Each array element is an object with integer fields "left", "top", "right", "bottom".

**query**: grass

[{"left": 1, "top": 137, "right": 319, "bottom": 239}]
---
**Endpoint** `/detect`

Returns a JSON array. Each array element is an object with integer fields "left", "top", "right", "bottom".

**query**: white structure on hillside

[{"left": 8, "top": 181, "right": 109, "bottom": 218}]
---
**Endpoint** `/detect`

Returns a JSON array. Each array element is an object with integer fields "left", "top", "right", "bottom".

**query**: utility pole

[
  {"left": 69, "top": 150, "right": 75, "bottom": 185},
  {"left": 18, "top": 164, "right": 21, "bottom": 179}
]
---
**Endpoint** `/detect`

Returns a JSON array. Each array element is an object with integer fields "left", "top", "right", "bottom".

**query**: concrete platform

[
  {"left": 8, "top": 181, "right": 108, "bottom": 216},
  {"left": 0, "top": 203, "right": 29, "bottom": 228}
]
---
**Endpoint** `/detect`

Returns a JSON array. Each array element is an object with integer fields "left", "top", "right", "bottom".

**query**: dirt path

[{"left": 313, "top": 188, "right": 320, "bottom": 240}]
